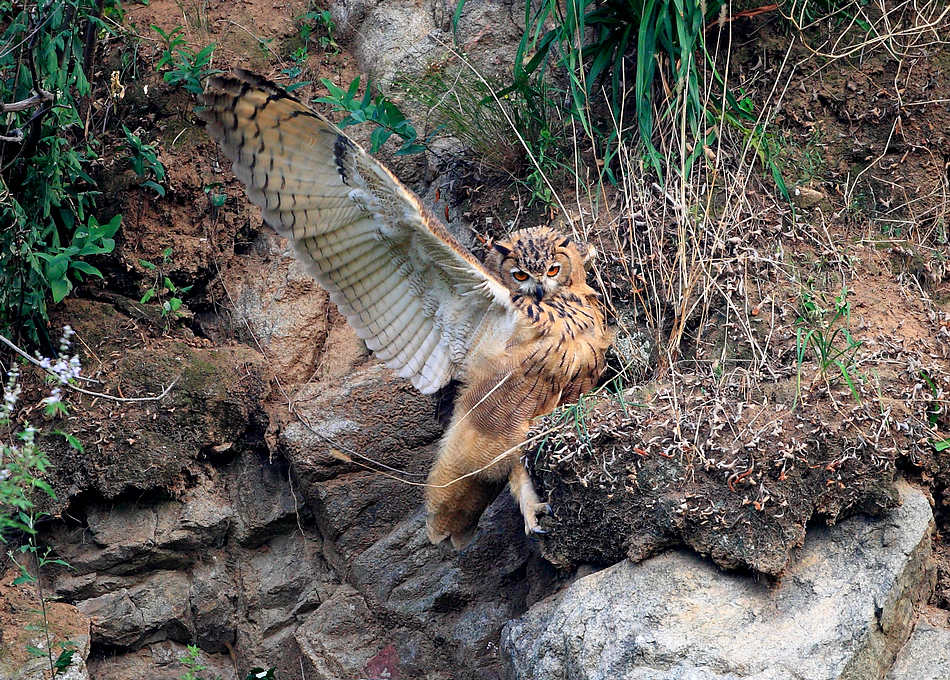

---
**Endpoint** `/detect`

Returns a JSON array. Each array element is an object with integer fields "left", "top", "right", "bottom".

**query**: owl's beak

[{"left": 534, "top": 284, "right": 544, "bottom": 301}]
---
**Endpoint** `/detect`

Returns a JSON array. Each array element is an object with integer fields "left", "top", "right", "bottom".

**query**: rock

[
  {"left": 791, "top": 185, "right": 831, "bottom": 210},
  {"left": 49, "top": 480, "right": 234, "bottom": 576},
  {"left": 331, "top": 0, "right": 526, "bottom": 88},
  {"left": 239, "top": 530, "right": 335, "bottom": 639},
  {"left": 77, "top": 570, "right": 192, "bottom": 649},
  {"left": 502, "top": 481, "right": 935, "bottom": 680},
  {"left": 87, "top": 640, "right": 237, "bottom": 680},
  {"left": 886, "top": 618, "right": 950, "bottom": 679},
  {"left": 230, "top": 450, "right": 309, "bottom": 548},
  {"left": 225, "top": 231, "right": 367, "bottom": 384},
  {"left": 280, "top": 362, "right": 442, "bottom": 568},
  {"left": 293, "top": 583, "right": 450, "bottom": 680},
  {"left": 349, "top": 497, "right": 559, "bottom": 679},
  {"left": 190, "top": 557, "right": 238, "bottom": 653}
]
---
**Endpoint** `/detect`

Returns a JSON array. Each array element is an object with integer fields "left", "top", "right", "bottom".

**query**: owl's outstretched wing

[{"left": 199, "top": 71, "right": 516, "bottom": 393}]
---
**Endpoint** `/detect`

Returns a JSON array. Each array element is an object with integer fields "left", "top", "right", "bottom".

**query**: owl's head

[{"left": 487, "top": 226, "right": 593, "bottom": 301}]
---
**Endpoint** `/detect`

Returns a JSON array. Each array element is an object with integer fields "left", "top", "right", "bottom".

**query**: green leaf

[
  {"left": 140, "top": 288, "right": 156, "bottom": 304},
  {"left": 54, "top": 648, "right": 77, "bottom": 671},
  {"left": 346, "top": 76, "right": 361, "bottom": 104},
  {"left": 14, "top": 573, "right": 37, "bottom": 585},
  {"left": 285, "top": 80, "right": 311, "bottom": 92},
  {"left": 46, "top": 254, "right": 70, "bottom": 282},
  {"left": 50, "top": 277, "right": 71, "bottom": 303},
  {"left": 319, "top": 78, "right": 345, "bottom": 98},
  {"left": 369, "top": 127, "right": 393, "bottom": 152},
  {"left": 59, "top": 432, "right": 85, "bottom": 452},
  {"left": 32, "top": 479, "right": 55, "bottom": 498},
  {"left": 452, "top": 0, "right": 467, "bottom": 38},
  {"left": 95, "top": 214, "right": 122, "bottom": 240},
  {"left": 395, "top": 141, "right": 426, "bottom": 156},
  {"left": 934, "top": 439, "right": 950, "bottom": 452},
  {"left": 142, "top": 180, "right": 166, "bottom": 197},
  {"left": 70, "top": 260, "right": 103, "bottom": 278}
]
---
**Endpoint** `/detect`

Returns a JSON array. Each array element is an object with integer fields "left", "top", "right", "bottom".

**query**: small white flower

[{"left": 42, "top": 387, "right": 63, "bottom": 406}]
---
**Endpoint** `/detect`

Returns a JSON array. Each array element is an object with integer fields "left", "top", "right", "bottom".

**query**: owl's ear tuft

[
  {"left": 558, "top": 236, "right": 572, "bottom": 248},
  {"left": 493, "top": 242, "right": 512, "bottom": 257}
]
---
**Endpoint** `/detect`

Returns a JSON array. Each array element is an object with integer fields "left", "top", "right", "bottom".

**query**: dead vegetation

[{"left": 512, "top": 1, "right": 950, "bottom": 575}]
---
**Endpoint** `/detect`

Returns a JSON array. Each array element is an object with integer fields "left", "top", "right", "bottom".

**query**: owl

[{"left": 199, "top": 71, "right": 609, "bottom": 549}]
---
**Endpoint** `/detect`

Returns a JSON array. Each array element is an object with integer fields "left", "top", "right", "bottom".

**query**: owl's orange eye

[
  {"left": 512, "top": 270, "right": 529, "bottom": 282},
  {"left": 546, "top": 264, "right": 560, "bottom": 277}
]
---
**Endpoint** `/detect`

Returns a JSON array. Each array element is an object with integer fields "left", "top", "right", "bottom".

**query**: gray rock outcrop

[
  {"left": 502, "top": 481, "right": 936, "bottom": 680},
  {"left": 331, "top": 0, "right": 525, "bottom": 88},
  {"left": 886, "top": 617, "right": 950, "bottom": 680}
]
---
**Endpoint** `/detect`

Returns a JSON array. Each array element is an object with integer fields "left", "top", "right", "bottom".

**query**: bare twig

[
  {"left": 1, "top": 90, "right": 53, "bottom": 113},
  {"left": 0, "top": 333, "right": 177, "bottom": 403}
]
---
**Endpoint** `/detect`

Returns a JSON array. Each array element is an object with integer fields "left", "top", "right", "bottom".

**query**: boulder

[
  {"left": 77, "top": 570, "right": 192, "bottom": 649},
  {"left": 50, "top": 482, "right": 234, "bottom": 576},
  {"left": 224, "top": 231, "right": 367, "bottom": 385},
  {"left": 279, "top": 362, "right": 442, "bottom": 568},
  {"left": 230, "top": 449, "right": 313, "bottom": 547},
  {"left": 502, "top": 481, "right": 935, "bottom": 680},
  {"left": 239, "top": 530, "right": 335, "bottom": 639},
  {"left": 331, "top": 0, "right": 525, "bottom": 89},
  {"left": 190, "top": 557, "right": 238, "bottom": 653},
  {"left": 293, "top": 583, "right": 451, "bottom": 680},
  {"left": 885, "top": 617, "right": 950, "bottom": 680}
]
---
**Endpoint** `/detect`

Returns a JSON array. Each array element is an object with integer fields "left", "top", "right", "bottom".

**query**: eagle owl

[{"left": 199, "top": 71, "right": 608, "bottom": 549}]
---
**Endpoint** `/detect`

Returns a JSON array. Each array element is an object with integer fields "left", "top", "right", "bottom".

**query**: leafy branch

[{"left": 315, "top": 77, "right": 427, "bottom": 155}]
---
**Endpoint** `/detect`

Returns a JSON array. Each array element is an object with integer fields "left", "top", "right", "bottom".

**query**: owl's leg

[{"left": 508, "top": 462, "right": 552, "bottom": 535}]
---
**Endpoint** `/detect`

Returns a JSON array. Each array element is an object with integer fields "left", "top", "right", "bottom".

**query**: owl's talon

[{"left": 522, "top": 500, "right": 553, "bottom": 536}]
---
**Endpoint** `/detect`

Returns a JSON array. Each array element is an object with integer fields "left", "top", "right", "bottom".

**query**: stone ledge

[{"left": 502, "top": 480, "right": 936, "bottom": 680}]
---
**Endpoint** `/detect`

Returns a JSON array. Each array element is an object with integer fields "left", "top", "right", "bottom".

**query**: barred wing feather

[{"left": 198, "top": 70, "right": 515, "bottom": 393}]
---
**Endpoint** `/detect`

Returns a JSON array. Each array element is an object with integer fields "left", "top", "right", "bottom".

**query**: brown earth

[{"left": 0, "top": 567, "right": 92, "bottom": 680}]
